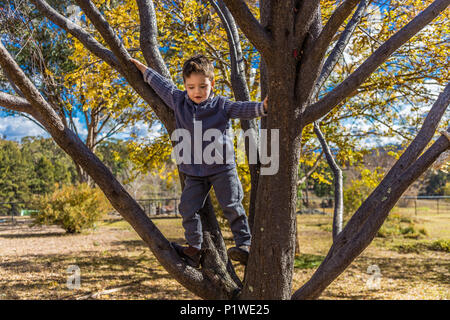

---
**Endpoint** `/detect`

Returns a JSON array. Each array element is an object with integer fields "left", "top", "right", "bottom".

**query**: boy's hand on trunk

[
  {"left": 263, "top": 96, "right": 268, "bottom": 113},
  {"left": 130, "top": 58, "right": 147, "bottom": 74}
]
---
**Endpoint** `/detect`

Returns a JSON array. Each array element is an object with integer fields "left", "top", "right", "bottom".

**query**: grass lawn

[{"left": 0, "top": 208, "right": 448, "bottom": 300}]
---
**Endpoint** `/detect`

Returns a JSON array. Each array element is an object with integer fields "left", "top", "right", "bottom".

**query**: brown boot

[
  {"left": 171, "top": 242, "right": 202, "bottom": 268},
  {"left": 228, "top": 245, "right": 250, "bottom": 265}
]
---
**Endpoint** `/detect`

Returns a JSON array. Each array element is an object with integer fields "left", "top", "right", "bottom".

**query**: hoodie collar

[{"left": 185, "top": 91, "right": 215, "bottom": 107}]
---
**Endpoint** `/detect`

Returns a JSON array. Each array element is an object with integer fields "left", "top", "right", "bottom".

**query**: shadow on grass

[
  {"left": 0, "top": 231, "right": 67, "bottom": 239},
  {"left": 347, "top": 254, "right": 450, "bottom": 287},
  {"left": 0, "top": 249, "right": 192, "bottom": 299}
]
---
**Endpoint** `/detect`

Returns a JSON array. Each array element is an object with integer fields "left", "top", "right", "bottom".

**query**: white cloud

[
  {"left": 0, "top": 116, "right": 48, "bottom": 141},
  {"left": 71, "top": 116, "right": 88, "bottom": 140},
  {"left": 115, "top": 121, "right": 163, "bottom": 141}
]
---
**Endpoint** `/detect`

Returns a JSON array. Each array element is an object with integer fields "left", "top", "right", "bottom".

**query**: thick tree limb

[
  {"left": 29, "top": 0, "right": 122, "bottom": 72},
  {"left": 136, "top": 0, "right": 171, "bottom": 78},
  {"left": 0, "top": 42, "right": 64, "bottom": 132},
  {"left": 293, "top": 0, "right": 321, "bottom": 46},
  {"left": 220, "top": 0, "right": 273, "bottom": 58},
  {"left": 74, "top": 0, "right": 134, "bottom": 68},
  {"left": 0, "top": 91, "right": 33, "bottom": 114},
  {"left": 303, "top": 0, "right": 450, "bottom": 124},
  {"left": 32, "top": 0, "right": 176, "bottom": 131},
  {"left": 331, "top": 82, "right": 449, "bottom": 249},
  {"left": 316, "top": 0, "right": 361, "bottom": 53},
  {"left": 298, "top": 0, "right": 360, "bottom": 95},
  {"left": 293, "top": 127, "right": 449, "bottom": 299},
  {"left": 313, "top": 0, "right": 369, "bottom": 97}
]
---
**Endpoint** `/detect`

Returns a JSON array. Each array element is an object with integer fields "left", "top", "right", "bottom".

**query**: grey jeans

[{"left": 178, "top": 167, "right": 252, "bottom": 250}]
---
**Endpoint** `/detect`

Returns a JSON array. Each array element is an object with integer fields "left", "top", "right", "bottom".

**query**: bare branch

[
  {"left": 294, "top": 127, "right": 449, "bottom": 300},
  {"left": 0, "top": 92, "right": 47, "bottom": 131},
  {"left": 0, "top": 39, "right": 229, "bottom": 300},
  {"left": 135, "top": 0, "right": 171, "bottom": 78},
  {"left": 314, "top": 0, "right": 369, "bottom": 97},
  {"left": 304, "top": 0, "right": 450, "bottom": 124},
  {"left": 31, "top": 0, "right": 176, "bottom": 131},
  {"left": 0, "top": 91, "right": 33, "bottom": 114},
  {"left": 313, "top": 122, "right": 343, "bottom": 240},
  {"left": 303, "top": 0, "right": 361, "bottom": 73},
  {"left": 220, "top": 0, "right": 273, "bottom": 57},
  {"left": 74, "top": 0, "right": 131, "bottom": 67},
  {"left": 29, "top": 0, "right": 122, "bottom": 71},
  {"left": 0, "top": 42, "right": 64, "bottom": 131}
]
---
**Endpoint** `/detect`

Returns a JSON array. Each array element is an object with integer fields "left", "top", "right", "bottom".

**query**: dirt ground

[{"left": 0, "top": 211, "right": 448, "bottom": 300}]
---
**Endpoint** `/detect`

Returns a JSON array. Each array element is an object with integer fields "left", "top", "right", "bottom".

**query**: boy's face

[{"left": 184, "top": 72, "right": 215, "bottom": 104}]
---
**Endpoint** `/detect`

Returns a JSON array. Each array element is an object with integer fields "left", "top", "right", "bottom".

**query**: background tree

[{"left": 0, "top": 0, "right": 137, "bottom": 184}]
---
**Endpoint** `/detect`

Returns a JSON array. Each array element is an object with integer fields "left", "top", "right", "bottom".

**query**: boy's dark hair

[{"left": 182, "top": 54, "right": 215, "bottom": 82}]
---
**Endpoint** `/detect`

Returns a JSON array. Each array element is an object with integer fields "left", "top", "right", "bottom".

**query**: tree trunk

[{"left": 242, "top": 61, "right": 303, "bottom": 297}]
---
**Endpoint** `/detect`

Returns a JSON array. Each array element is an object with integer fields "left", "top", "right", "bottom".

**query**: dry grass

[{"left": 0, "top": 209, "right": 448, "bottom": 300}]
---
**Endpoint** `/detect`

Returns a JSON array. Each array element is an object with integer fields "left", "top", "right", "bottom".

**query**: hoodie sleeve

[
  {"left": 143, "top": 67, "right": 183, "bottom": 110},
  {"left": 223, "top": 99, "right": 267, "bottom": 119}
]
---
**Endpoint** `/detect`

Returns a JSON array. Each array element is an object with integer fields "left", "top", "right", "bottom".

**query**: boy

[{"left": 131, "top": 54, "right": 268, "bottom": 268}]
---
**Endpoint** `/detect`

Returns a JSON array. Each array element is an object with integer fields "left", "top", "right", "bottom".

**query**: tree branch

[
  {"left": 29, "top": 0, "right": 122, "bottom": 72},
  {"left": 31, "top": 0, "right": 176, "bottom": 132},
  {"left": 313, "top": 122, "right": 343, "bottom": 241},
  {"left": 319, "top": 0, "right": 361, "bottom": 44},
  {"left": 209, "top": 0, "right": 262, "bottom": 236},
  {"left": 0, "top": 91, "right": 33, "bottom": 114},
  {"left": 303, "top": 0, "right": 450, "bottom": 124},
  {"left": 0, "top": 42, "right": 64, "bottom": 132},
  {"left": 220, "top": 0, "right": 273, "bottom": 58},
  {"left": 135, "top": 0, "right": 171, "bottom": 78},
  {"left": 74, "top": 0, "right": 132, "bottom": 68},
  {"left": 313, "top": 0, "right": 369, "bottom": 97},
  {"left": 296, "top": 150, "right": 323, "bottom": 186},
  {"left": 292, "top": 83, "right": 449, "bottom": 299},
  {"left": 293, "top": 0, "right": 321, "bottom": 46},
  {"left": 299, "top": 0, "right": 360, "bottom": 86},
  {"left": 293, "top": 126, "right": 449, "bottom": 299}
]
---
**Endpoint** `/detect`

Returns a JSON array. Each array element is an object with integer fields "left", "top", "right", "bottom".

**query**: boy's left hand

[
  {"left": 263, "top": 96, "right": 268, "bottom": 113},
  {"left": 130, "top": 58, "right": 147, "bottom": 74}
]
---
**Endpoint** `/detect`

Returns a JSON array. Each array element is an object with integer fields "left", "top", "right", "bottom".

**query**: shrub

[
  {"left": 343, "top": 168, "right": 384, "bottom": 216},
  {"left": 428, "top": 239, "right": 450, "bottom": 252},
  {"left": 377, "top": 213, "right": 427, "bottom": 239},
  {"left": 393, "top": 239, "right": 450, "bottom": 253},
  {"left": 31, "top": 183, "right": 111, "bottom": 233}
]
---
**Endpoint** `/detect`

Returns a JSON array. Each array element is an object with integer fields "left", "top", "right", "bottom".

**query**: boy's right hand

[{"left": 130, "top": 58, "right": 147, "bottom": 74}]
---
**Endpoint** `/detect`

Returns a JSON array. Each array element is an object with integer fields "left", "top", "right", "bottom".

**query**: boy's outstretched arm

[
  {"left": 224, "top": 96, "right": 268, "bottom": 120},
  {"left": 131, "top": 58, "right": 182, "bottom": 111}
]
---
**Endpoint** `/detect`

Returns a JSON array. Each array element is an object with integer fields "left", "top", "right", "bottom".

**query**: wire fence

[
  {"left": 297, "top": 196, "right": 450, "bottom": 215},
  {"left": 0, "top": 198, "right": 182, "bottom": 224},
  {"left": 1, "top": 195, "right": 449, "bottom": 224}
]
